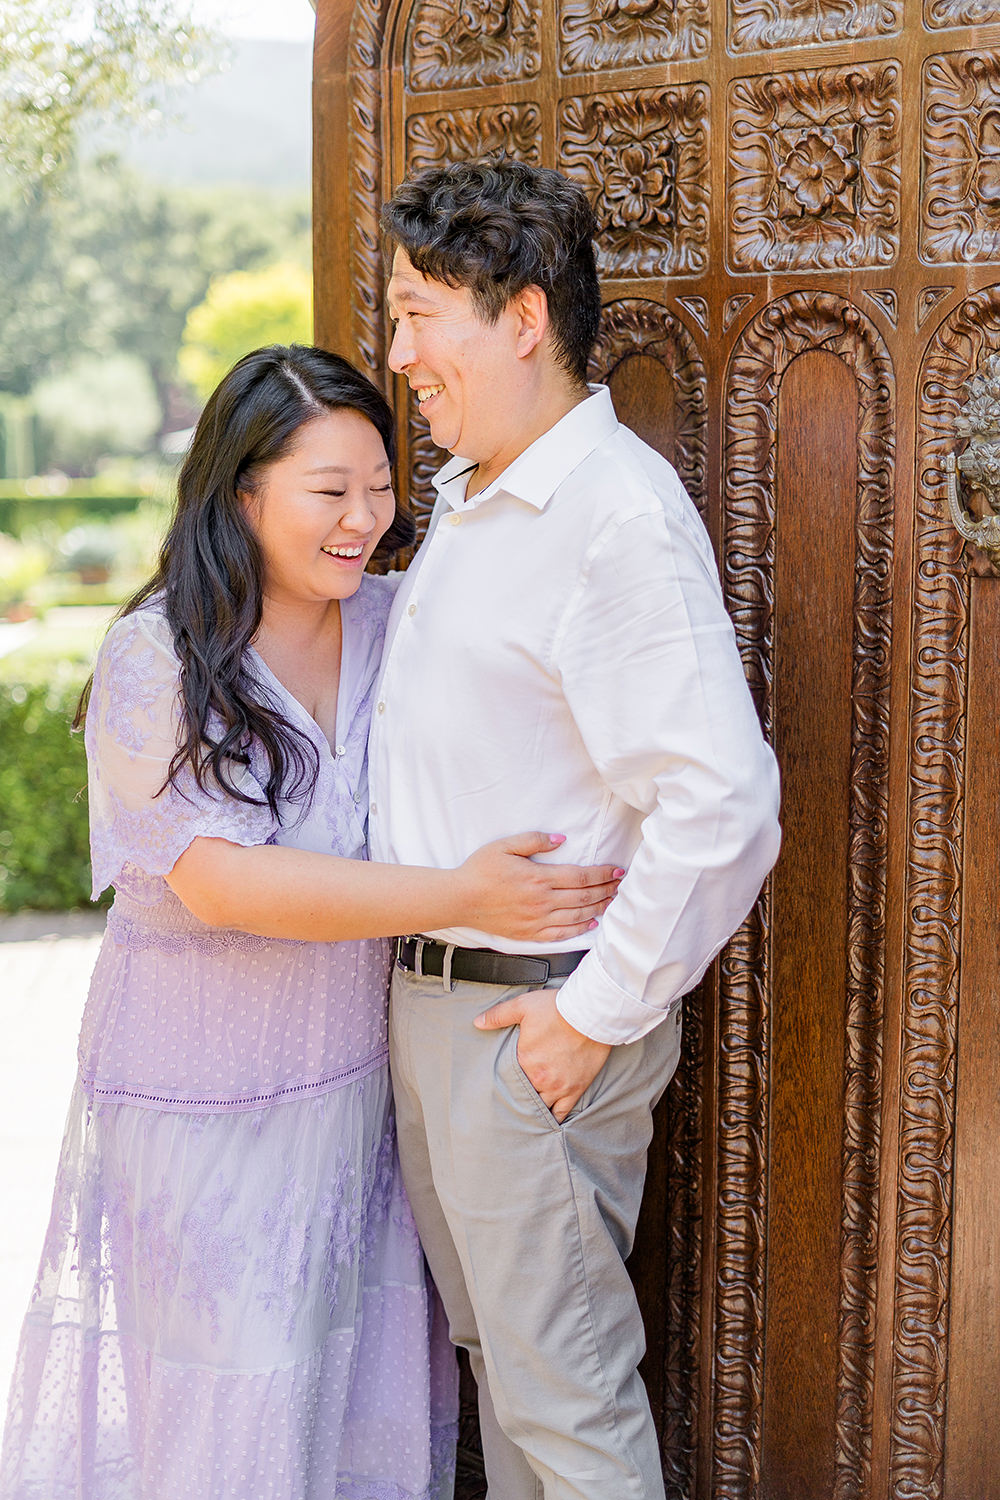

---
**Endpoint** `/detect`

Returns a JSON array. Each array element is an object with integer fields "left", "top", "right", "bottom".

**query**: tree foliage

[
  {"left": 0, "top": 0, "right": 218, "bottom": 185},
  {"left": 0, "top": 162, "right": 311, "bottom": 426},
  {"left": 179, "top": 263, "right": 313, "bottom": 400}
]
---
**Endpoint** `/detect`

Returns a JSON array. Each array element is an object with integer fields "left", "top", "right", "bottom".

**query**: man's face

[{"left": 386, "top": 248, "right": 520, "bottom": 462}]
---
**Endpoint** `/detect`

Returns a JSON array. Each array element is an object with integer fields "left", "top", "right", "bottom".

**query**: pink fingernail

[
  {"left": 588, "top": 919, "right": 599, "bottom": 930},
  {"left": 549, "top": 834, "right": 567, "bottom": 845},
  {"left": 613, "top": 868, "right": 625, "bottom": 878}
]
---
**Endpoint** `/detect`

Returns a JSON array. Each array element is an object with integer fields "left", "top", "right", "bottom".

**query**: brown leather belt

[{"left": 394, "top": 936, "right": 586, "bottom": 988}]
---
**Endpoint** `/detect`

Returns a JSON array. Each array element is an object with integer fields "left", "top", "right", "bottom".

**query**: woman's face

[{"left": 248, "top": 409, "right": 396, "bottom": 608}]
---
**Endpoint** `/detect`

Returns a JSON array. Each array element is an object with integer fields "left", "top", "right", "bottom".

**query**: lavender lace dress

[{"left": 0, "top": 576, "right": 457, "bottom": 1500}]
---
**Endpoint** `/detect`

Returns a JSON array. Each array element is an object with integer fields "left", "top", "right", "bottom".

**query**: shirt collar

[{"left": 431, "top": 384, "right": 619, "bottom": 513}]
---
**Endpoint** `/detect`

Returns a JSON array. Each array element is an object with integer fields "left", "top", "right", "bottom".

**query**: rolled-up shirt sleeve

[{"left": 551, "top": 499, "right": 782, "bottom": 1046}]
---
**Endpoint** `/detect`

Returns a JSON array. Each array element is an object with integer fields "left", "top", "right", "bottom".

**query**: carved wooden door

[{"left": 314, "top": 3, "right": 1000, "bottom": 1496}]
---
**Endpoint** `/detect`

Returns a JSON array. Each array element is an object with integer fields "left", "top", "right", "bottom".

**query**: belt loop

[
  {"left": 414, "top": 937, "right": 426, "bottom": 978},
  {"left": 442, "top": 942, "right": 456, "bottom": 994}
]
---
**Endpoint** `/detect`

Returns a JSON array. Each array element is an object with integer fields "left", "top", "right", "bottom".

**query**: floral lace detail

[
  {"left": 180, "top": 1182, "right": 251, "bottom": 1341},
  {"left": 97, "top": 623, "right": 161, "bottom": 757},
  {"left": 105, "top": 903, "right": 304, "bottom": 956}
]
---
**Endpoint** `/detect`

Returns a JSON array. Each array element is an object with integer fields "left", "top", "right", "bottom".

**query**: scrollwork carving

[
  {"left": 589, "top": 297, "right": 708, "bottom": 516},
  {"left": 729, "top": 0, "right": 901, "bottom": 52},
  {"left": 893, "top": 289, "right": 1000, "bottom": 1498},
  {"left": 718, "top": 293, "right": 893, "bottom": 1500},
  {"left": 925, "top": 0, "right": 997, "bottom": 24},
  {"left": 728, "top": 63, "right": 901, "bottom": 273},
  {"left": 921, "top": 51, "right": 1000, "bottom": 265},
  {"left": 558, "top": 0, "right": 710, "bottom": 74},
  {"left": 559, "top": 87, "right": 709, "bottom": 279},
  {"left": 405, "top": 0, "right": 540, "bottom": 92},
  {"left": 405, "top": 103, "right": 542, "bottom": 174},
  {"left": 346, "top": 0, "right": 392, "bottom": 382}
]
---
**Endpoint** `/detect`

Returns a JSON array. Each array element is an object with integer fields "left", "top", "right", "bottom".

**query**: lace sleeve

[{"left": 85, "top": 608, "right": 278, "bottom": 901}]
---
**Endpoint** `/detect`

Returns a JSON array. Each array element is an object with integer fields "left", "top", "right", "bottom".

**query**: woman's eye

[{"left": 372, "top": 485, "right": 394, "bottom": 495}]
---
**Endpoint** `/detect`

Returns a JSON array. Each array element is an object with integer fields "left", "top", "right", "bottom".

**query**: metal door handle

[{"left": 945, "top": 451, "right": 1000, "bottom": 570}]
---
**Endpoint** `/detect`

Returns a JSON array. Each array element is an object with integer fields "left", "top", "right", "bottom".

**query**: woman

[{"left": 0, "top": 345, "right": 620, "bottom": 1500}]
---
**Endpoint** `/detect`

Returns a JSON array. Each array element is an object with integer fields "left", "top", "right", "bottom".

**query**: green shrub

[{"left": 0, "top": 650, "right": 102, "bottom": 913}]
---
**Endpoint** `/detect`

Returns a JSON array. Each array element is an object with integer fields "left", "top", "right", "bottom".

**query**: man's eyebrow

[{"left": 386, "top": 286, "right": 436, "bottom": 307}]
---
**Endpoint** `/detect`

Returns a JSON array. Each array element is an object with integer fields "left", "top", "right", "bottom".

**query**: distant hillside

[{"left": 112, "top": 40, "right": 312, "bottom": 191}]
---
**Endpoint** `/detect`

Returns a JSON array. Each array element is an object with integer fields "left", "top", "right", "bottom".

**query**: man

[{"left": 368, "top": 157, "right": 781, "bottom": 1499}]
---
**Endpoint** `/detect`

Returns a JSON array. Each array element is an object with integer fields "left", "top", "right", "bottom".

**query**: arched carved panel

[
  {"left": 588, "top": 295, "right": 707, "bottom": 1497},
  {"left": 728, "top": 0, "right": 901, "bottom": 52},
  {"left": 589, "top": 297, "right": 707, "bottom": 515},
  {"left": 559, "top": 86, "right": 710, "bottom": 280},
  {"left": 403, "top": 0, "right": 540, "bottom": 91},
  {"left": 718, "top": 293, "right": 894, "bottom": 1499},
  {"left": 558, "top": 0, "right": 710, "bottom": 73},
  {"left": 891, "top": 286, "right": 1000, "bottom": 1500},
  {"left": 921, "top": 52, "right": 1000, "bottom": 266},
  {"left": 728, "top": 62, "right": 901, "bottom": 274}
]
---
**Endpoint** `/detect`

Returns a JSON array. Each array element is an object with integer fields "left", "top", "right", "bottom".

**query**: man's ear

[{"left": 512, "top": 285, "right": 549, "bottom": 359}]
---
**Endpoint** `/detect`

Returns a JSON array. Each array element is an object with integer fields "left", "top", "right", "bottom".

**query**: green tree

[
  {"left": 0, "top": 0, "right": 218, "bottom": 186},
  {"left": 179, "top": 262, "right": 313, "bottom": 400},
  {"left": 0, "top": 162, "right": 311, "bottom": 435}
]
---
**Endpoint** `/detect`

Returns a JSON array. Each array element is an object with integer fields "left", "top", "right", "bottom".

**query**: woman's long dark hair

[{"left": 77, "top": 344, "right": 415, "bottom": 816}]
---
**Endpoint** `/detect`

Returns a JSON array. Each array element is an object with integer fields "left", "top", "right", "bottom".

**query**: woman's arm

[{"left": 166, "top": 832, "right": 621, "bottom": 944}]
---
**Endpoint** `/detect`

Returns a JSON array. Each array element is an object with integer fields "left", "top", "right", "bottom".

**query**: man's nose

[{"left": 387, "top": 321, "right": 412, "bottom": 373}]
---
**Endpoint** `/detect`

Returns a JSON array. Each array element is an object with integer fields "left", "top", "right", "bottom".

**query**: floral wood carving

[
  {"left": 558, "top": 0, "right": 710, "bottom": 74},
  {"left": 405, "top": 103, "right": 542, "bottom": 175},
  {"left": 404, "top": 0, "right": 540, "bottom": 91},
  {"left": 729, "top": 0, "right": 901, "bottom": 51},
  {"left": 589, "top": 296, "right": 708, "bottom": 516},
  {"left": 718, "top": 293, "right": 893, "bottom": 1499},
  {"left": 559, "top": 87, "right": 709, "bottom": 279},
  {"left": 892, "top": 289, "right": 1000, "bottom": 1499},
  {"left": 728, "top": 64, "right": 901, "bottom": 273},
  {"left": 921, "top": 52, "right": 1000, "bottom": 265}
]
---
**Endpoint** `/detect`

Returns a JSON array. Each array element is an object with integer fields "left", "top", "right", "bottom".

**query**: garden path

[{"left": 0, "top": 911, "right": 105, "bottom": 1403}]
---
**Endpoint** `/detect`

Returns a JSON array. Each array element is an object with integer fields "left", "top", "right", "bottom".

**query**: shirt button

[
  {"left": 449, "top": 514, "right": 461, "bottom": 526},
  {"left": 335, "top": 744, "right": 345, "bottom": 757},
  {"left": 376, "top": 701, "right": 385, "bottom": 714},
  {"left": 354, "top": 791, "right": 363, "bottom": 804},
  {"left": 370, "top": 801, "right": 378, "bottom": 816},
  {"left": 407, "top": 603, "right": 417, "bottom": 616}
]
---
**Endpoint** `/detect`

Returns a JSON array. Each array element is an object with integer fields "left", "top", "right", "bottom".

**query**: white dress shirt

[{"left": 368, "top": 385, "right": 781, "bottom": 1045}]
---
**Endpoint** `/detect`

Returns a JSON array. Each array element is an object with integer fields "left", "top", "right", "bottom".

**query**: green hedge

[
  {"left": 0, "top": 485, "right": 154, "bottom": 539},
  {"left": 0, "top": 658, "right": 98, "bottom": 912}
]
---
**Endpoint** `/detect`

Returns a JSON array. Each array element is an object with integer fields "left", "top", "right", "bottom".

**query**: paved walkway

[{"left": 0, "top": 911, "right": 106, "bottom": 1403}]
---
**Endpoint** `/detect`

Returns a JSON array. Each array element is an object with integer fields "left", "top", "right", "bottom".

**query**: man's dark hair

[{"left": 382, "top": 156, "right": 601, "bottom": 388}]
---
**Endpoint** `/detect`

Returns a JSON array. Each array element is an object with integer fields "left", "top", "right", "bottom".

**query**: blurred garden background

[{"left": 0, "top": 0, "right": 316, "bottom": 914}]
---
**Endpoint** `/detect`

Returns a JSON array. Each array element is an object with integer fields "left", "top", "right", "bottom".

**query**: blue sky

[{"left": 193, "top": 1, "right": 316, "bottom": 43}]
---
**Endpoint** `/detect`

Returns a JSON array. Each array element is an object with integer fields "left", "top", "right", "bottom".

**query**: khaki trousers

[{"left": 389, "top": 965, "right": 682, "bottom": 1500}]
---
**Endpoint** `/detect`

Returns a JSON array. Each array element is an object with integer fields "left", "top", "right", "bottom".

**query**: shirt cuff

[{"left": 555, "top": 952, "right": 678, "bottom": 1045}]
